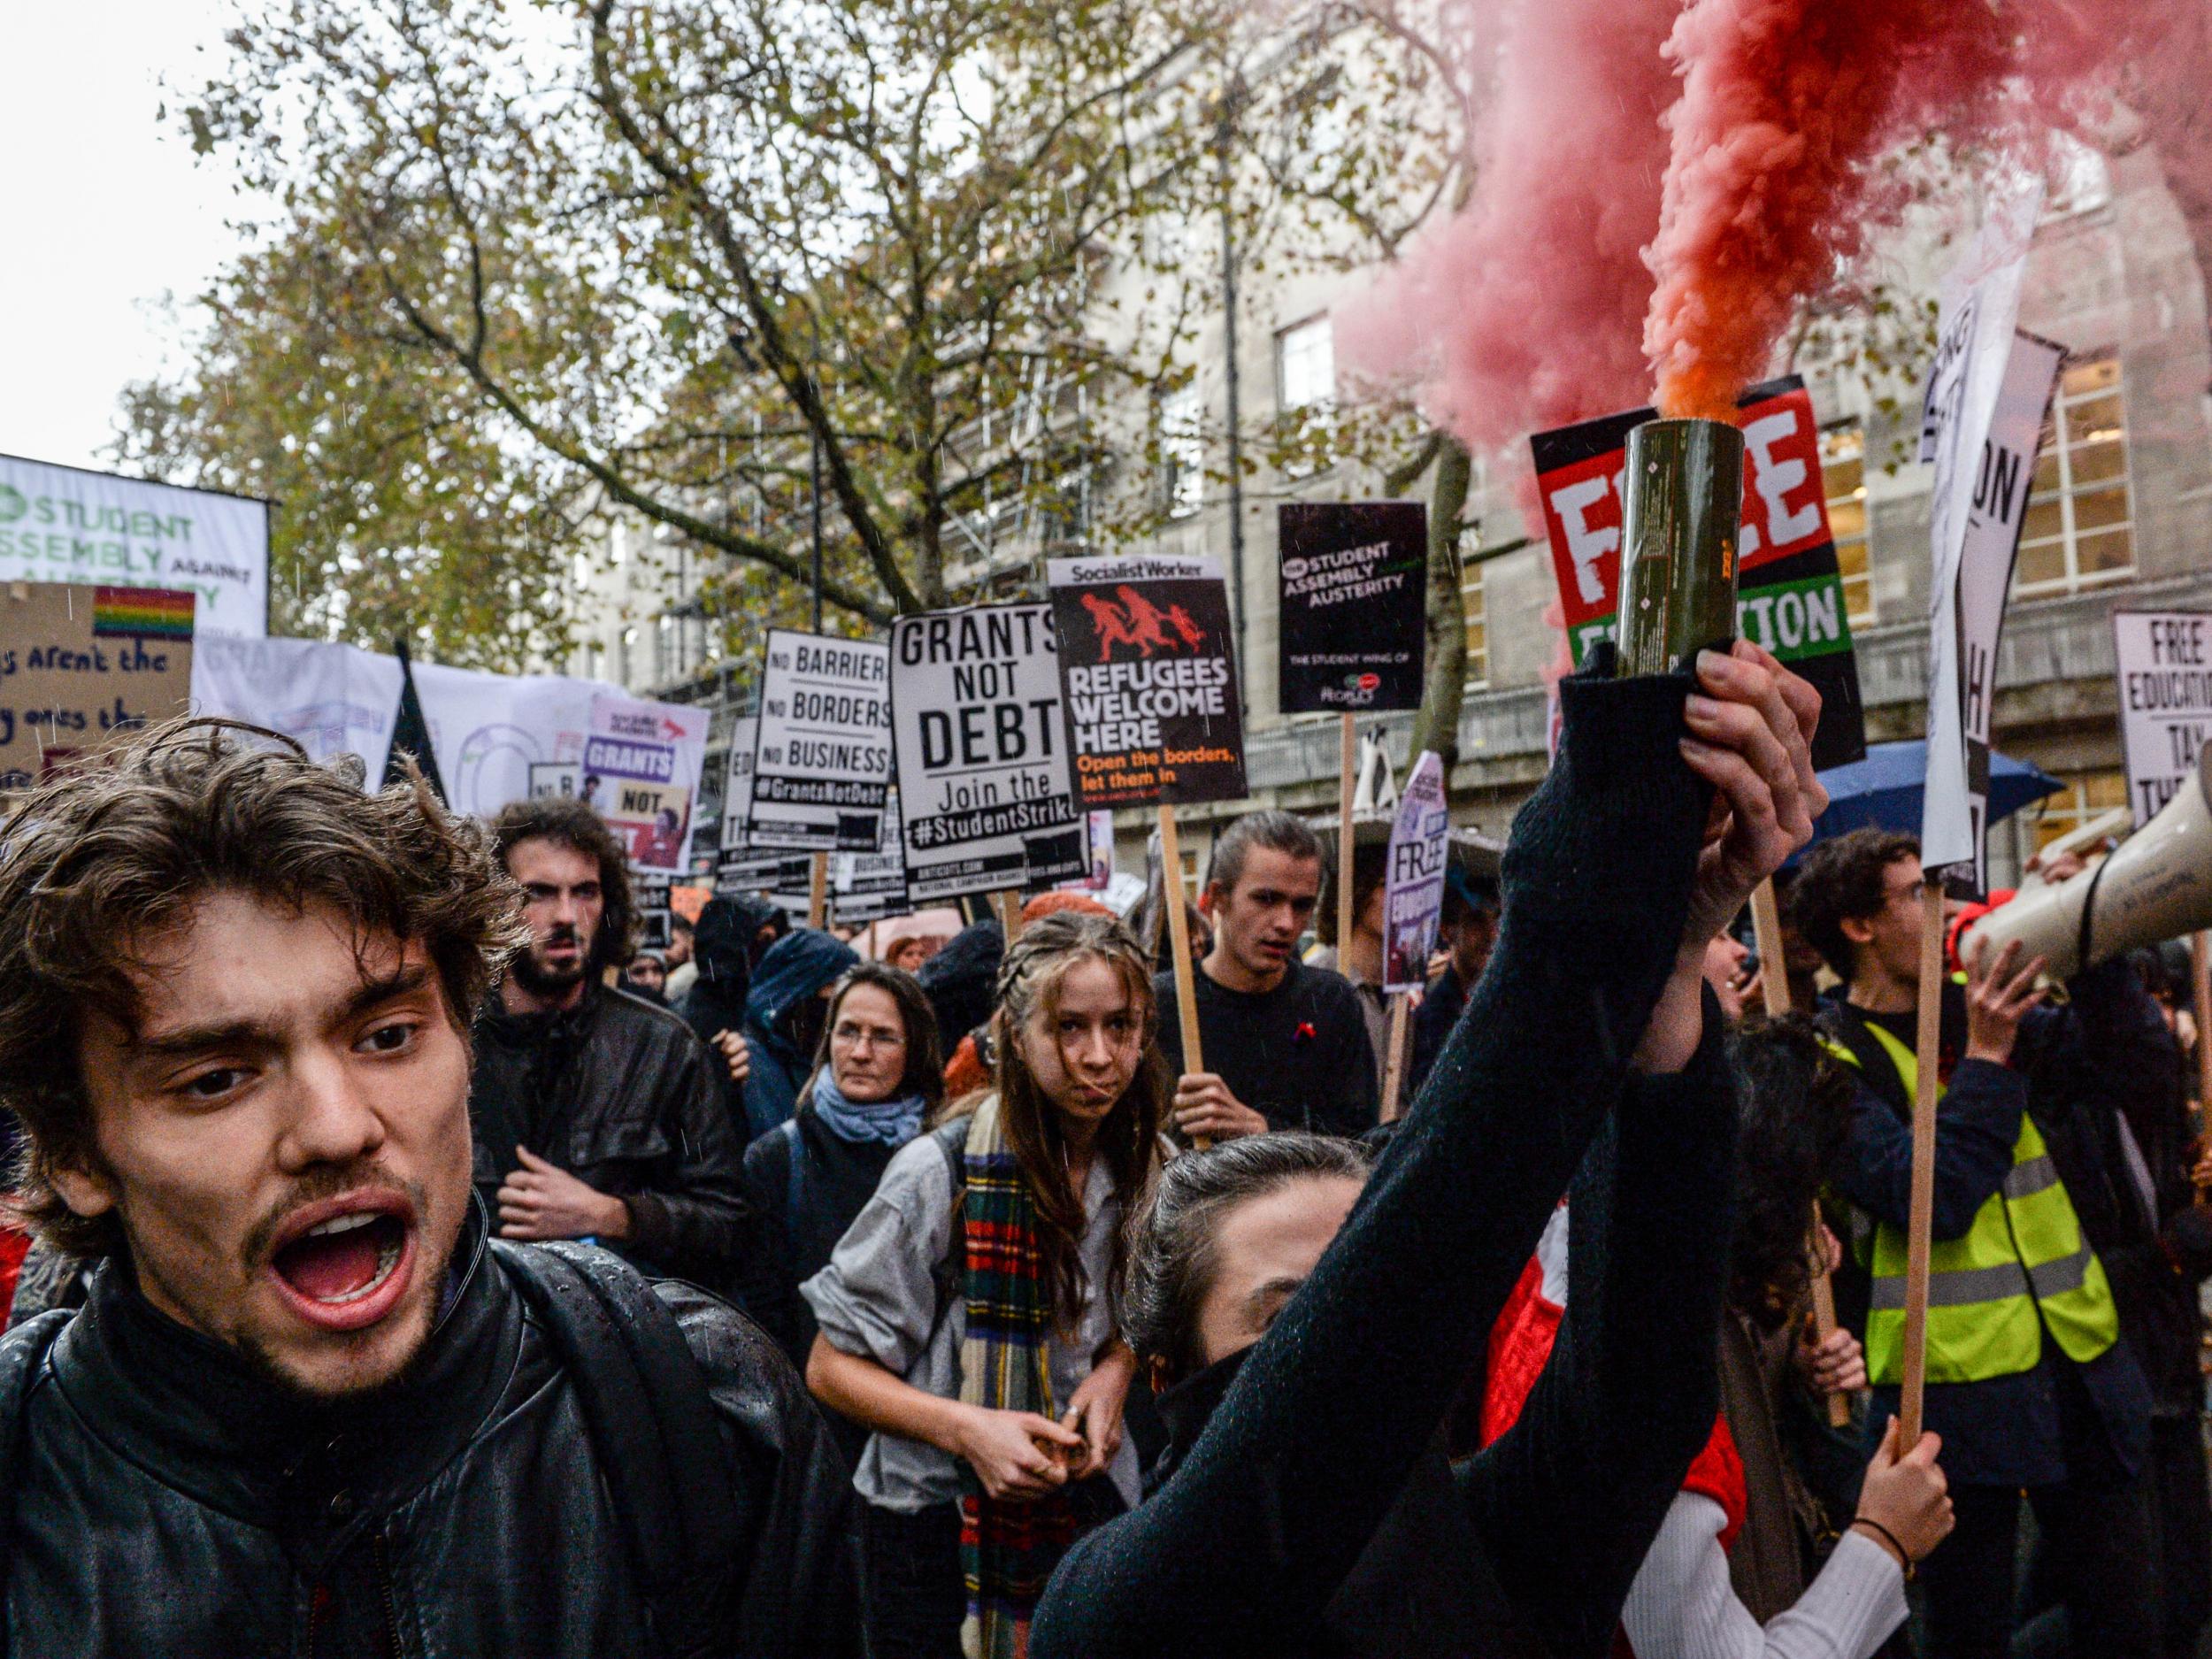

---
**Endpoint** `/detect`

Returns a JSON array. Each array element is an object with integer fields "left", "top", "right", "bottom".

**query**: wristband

[{"left": 1850, "top": 1517, "right": 1916, "bottom": 1581}]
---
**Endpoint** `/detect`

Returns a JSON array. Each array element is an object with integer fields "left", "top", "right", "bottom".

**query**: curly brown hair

[
  {"left": 0, "top": 720, "right": 527, "bottom": 1258},
  {"left": 488, "top": 795, "right": 639, "bottom": 970},
  {"left": 1786, "top": 827, "right": 1921, "bottom": 980}
]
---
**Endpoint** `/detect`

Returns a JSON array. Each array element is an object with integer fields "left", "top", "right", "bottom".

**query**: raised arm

[
  {"left": 1465, "top": 998, "right": 1740, "bottom": 1658},
  {"left": 1033, "top": 643, "right": 1824, "bottom": 1658}
]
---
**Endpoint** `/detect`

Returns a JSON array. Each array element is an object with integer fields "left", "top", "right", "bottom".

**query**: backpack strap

[
  {"left": 495, "top": 1240, "right": 741, "bottom": 1655},
  {"left": 0, "top": 1310, "right": 72, "bottom": 1614},
  {"left": 778, "top": 1118, "right": 809, "bottom": 1241}
]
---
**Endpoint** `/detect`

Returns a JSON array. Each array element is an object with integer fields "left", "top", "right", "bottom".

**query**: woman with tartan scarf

[{"left": 804, "top": 909, "right": 1170, "bottom": 1659}]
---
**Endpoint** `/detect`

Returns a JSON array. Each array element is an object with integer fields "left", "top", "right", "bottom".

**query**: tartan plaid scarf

[{"left": 956, "top": 1095, "right": 1079, "bottom": 1659}]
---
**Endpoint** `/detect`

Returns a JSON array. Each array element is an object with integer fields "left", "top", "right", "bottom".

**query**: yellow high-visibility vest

[{"left": 1826, "top": 1021, "right": 2118, "bottom": 1386}]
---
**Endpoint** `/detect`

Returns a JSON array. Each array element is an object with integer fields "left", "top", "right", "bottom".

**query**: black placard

[{"left": 1278, "top": 503, "right": 1428, "bottom": 714}]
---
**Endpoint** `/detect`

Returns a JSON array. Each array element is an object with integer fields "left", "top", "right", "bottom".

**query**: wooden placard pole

[
  {"left": 1379, "top": 992, "right": 1411, "bottom": 1124},
  {"left": 808, "top": 850, "right": 829, "bottom": 931},
  {"left": 1158, "top": 803, "right": 1210, "bottom": 1150},
  {"left": 995, "top": 887, "right": 1025, "bottom": 944},
  {"left": 1337, "top": 714, "right": 1357, "bottom": 966},
  {"left": 1750, "top": 876, "right": 1849, "bottom": 1426},
  {"left": 1897, "top": 874, "right": 1947, "bottom": 1446},
  {"left": 2193, "top": 933, "right": 2212, "bottom": 1204}
]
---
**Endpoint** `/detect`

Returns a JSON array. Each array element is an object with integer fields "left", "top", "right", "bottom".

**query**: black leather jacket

[
  {"left": 470, "top": 983, "right": 751, "bottom": 1288},
  {"left": 0, "top": 1216, "right": 860, "bottom": 1657}
]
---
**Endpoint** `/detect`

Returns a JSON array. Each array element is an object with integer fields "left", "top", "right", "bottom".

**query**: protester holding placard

[
  {"left": 470, "top": 798, "right": 755, "bottom": 1294},
  {"left": 1793, "top": 829, "right": 2168, "bottom": 1659},
  {"left": 1153, "top": 811, "right": 1379, "bottom": 1141},
  {"left": 1308, "top": 833, "right": 1393, "bottom": 1095}
]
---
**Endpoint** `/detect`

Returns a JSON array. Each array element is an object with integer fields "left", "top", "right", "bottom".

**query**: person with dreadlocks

[{"left": 803, "top": 909, "right": 1170, "bottom": 1659}]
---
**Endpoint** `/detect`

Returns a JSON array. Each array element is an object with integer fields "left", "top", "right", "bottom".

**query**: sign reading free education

[
  {"left": 2114, "top": 611, "right": 2212, "bottom": 827},
  {"left": 1531, "top": 374, "right": 1866, "bottom": 771},
  {"left": 750, "top": 630, "right": 892, "bottom": 850},
  {"left": 1046, "top": 555, "right": 1247, "bottom": 810},
  {"left": 0, "top": 582, "right": 194, "bottom": 787},
  {"left": 1383, "top": 750, "right": 1449, "bottom": 993},
  {"left": 1278, "top": 503, "right": 1427, "bottom": 714},
  {"left": 0, "top": 454, "right": 270, "bottom": 638},
  {"left": 891, "top": 603, "right": 1084, "bottom": 902}
]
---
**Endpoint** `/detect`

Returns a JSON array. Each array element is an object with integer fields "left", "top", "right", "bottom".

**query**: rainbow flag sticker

[{"left": 91, "top": 587, "right": 196, "bottom": 641}]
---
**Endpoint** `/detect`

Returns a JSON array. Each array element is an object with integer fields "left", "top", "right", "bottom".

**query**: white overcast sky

[{"left": 1, "top": 1, "right": 250, "bottom": 472}]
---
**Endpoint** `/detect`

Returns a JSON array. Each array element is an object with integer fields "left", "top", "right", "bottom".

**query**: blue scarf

[{"left": 809, "top": 1068, "right": 926, "bottom": 1146}]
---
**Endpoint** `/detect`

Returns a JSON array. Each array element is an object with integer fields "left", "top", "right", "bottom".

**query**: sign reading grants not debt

[
  {"left": 891, "top": 603, "right": 1084, "bottom": 902},
  {"left": 1532, "top": 373, "right": 1866, "bottom": 772},
  {"left": 1047, "top": 555, "right": 1247, "bottom": 809},
  {"left": 750, "top": 629, "right": 892, "bottom": 851}
]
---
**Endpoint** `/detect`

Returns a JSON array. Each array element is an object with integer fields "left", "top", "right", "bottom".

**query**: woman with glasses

[{"left": 741, "top": 962, "right": 945, "bottom": 1384}]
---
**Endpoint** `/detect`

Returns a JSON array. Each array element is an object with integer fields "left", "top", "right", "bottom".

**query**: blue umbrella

[{"left": 1802, "top": 739, "right": 2063, "bottom": 850}]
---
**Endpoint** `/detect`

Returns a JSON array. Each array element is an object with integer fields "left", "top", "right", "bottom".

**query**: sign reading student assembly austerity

[
  {"left": 2114, "top": 611, "right": 2212, "bottom": 827},
  {"left": 891, "top": 603, "right": 1084, "bottom": 901},
  {"left": 0, "top": 581, "right": 195, "bottom": 787},
  {"left": 1531, "top": 374, "right": 1866, "bottom": 772},
  {"left": 1278, "top": 503, "right": 1427, "bottom": 713},
  {"left": 750, "top": 629, "right": 892, "bottom": 850},
  {"left": 0, "top": 454, "right": 270, "bottom": 638},
  {"left": 1046, "top": 555, "right": 1247, "bottom": 809}
]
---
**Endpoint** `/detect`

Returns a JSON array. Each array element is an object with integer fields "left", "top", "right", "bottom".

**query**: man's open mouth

[{"left": 265, "top": 1196, "right": 417, "bottom": 1332}]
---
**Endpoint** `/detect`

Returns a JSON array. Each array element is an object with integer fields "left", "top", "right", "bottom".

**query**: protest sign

[
  {"left": 584, "top": 693, "right": 710, "bottom": 874},
  {"left": 1383, "top": 751, "right": 1449, "bottom": 992},
  {"left": 2113, "top": 611, "right": 2212, "bottom": 827},
  {"left": 1059, "top": 809, "right": 1118, "bottom": 892},
  {"left": 719, "top": 715, "right": 758, "bottom": 851},
  {"left": 891, "top": 603, "right": 1083, "bottom": 901},
  {"left": 750, "top": 630, "right": 892, "bottom": 850},
  {"left": 1046, "top": 555, "right": 1246, "bottom": 810},
  {"left": 190, "top": 635, "right": 403, "bottom": 776},
  {"left": 833, "top": 791, "right": 911, "bottom": 926},
  {"left": 1920, "top": 328, "right": 2064, "bottom": 894},
  {"left": 1277, "top": 503, "right": 1427, "bottom": 714},
  {"left": 1531, "top": 374, "right": 1866, "bottom": 771},
  {"left": 0, "top": 581, "right": 195, "bottom": 787},
  {"left": 0, "top": 455, "right": 270, "bottom": 638},
  {"left": 718, "top": 847, "right": 815, "bottom": 902},
  {"left": 634, "top": 872, "right": 673, "bottom": 949}
]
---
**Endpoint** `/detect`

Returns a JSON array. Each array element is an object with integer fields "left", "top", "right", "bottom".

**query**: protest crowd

[{"left": 7, "top": 11, "right": 2212, "bottom": 1652}]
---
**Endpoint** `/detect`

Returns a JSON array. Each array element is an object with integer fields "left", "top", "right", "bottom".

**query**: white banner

[
  {"left": 2114, "top": 611, "right": 2212, "bottom": 827},
  {"left": 1383, "top": 751, "right": 1449, "bottom": 992},
  {"left": 0, "top": 455, "right": 270, "bottom": 638},
  {"left": 1922, "top": 325, "right": 2063, "bottom": 893},
  {"left": 892, "top": 603, "right": 1083, "bottom": 902},
  {"left": 719, "top": 714, "right": 757, "bottom": 852},
  {"left": 189, "top": 635, "right": 403, "bottom": 777},
  {"left": 750, "top": 629, "right": 892, "bottom": 850},
  {"left": 584, "top": 694, "right": 710, "bottom": 874}
]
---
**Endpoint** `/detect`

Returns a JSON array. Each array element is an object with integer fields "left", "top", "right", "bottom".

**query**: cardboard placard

[
  {"left": 1383, "top": 751, "right": 1449, "bottom": 992},
  {"left": 2113, "top": 611, "right": 2212, "bottom": 827},
  {"left": 749, "top": 630, "right": 892, "bottom": 850},
  {"left": 890, "top": 603, "right": 1084, "bottom": 901},
  {"left": 1531, "top": 374, "right": 1867, "bottom": 772},
  {"left": 719, "top": 714, "right": 757, "bottom": 851},
  {"left": 1278, "top": 502, "right": 1427, "bottom": 714},
  {"left": 1046, "top": 555, "right": 1247, "bottom": 809},
  {"left": 0, "top": 581, "right": 195, "bottom": 788},
  {"left": 832, "top": 790, "right": 911, "bottom": 926},
  {"left": 584, "top": 694, "right": 710, "bottom": 874}
]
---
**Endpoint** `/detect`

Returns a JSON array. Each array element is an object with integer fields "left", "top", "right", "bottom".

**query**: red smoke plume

[{"left": 1341, "top": 0, "right": 2212, "bottom": 447}]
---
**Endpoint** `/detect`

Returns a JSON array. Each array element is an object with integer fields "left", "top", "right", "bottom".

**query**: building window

[
  {"left": 1461, "top": 559, "right": 1488, "bottom": 691},
  {"left": 2020, "top": 768, "right": 2129, "bottom": 856},
  {"left": 2016, "top": 355, "right": 2134, "bottom": 597},
  {"left": 1820, "top": 421, "right": 1876, "bottom": 626},
  {"left": 1278, "top": 317, "right": 1335, "bottom": 412},
  {"left": 1161, "top": 387, "right": 1203, "bottom": 519}
]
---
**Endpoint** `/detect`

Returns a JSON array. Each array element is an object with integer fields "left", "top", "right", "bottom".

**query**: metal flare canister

[{"left": 1614, "top": 417, "right": 1746, "bottom": 677}]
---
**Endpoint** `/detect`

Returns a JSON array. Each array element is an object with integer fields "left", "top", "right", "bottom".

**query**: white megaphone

[{"left": 1960, "top": 757, "right": 2212, "bottom": 980}]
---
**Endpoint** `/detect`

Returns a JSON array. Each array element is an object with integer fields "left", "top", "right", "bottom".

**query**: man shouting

[{"left": 0, "top": 726, "right": 857, "bottom": 1657}]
